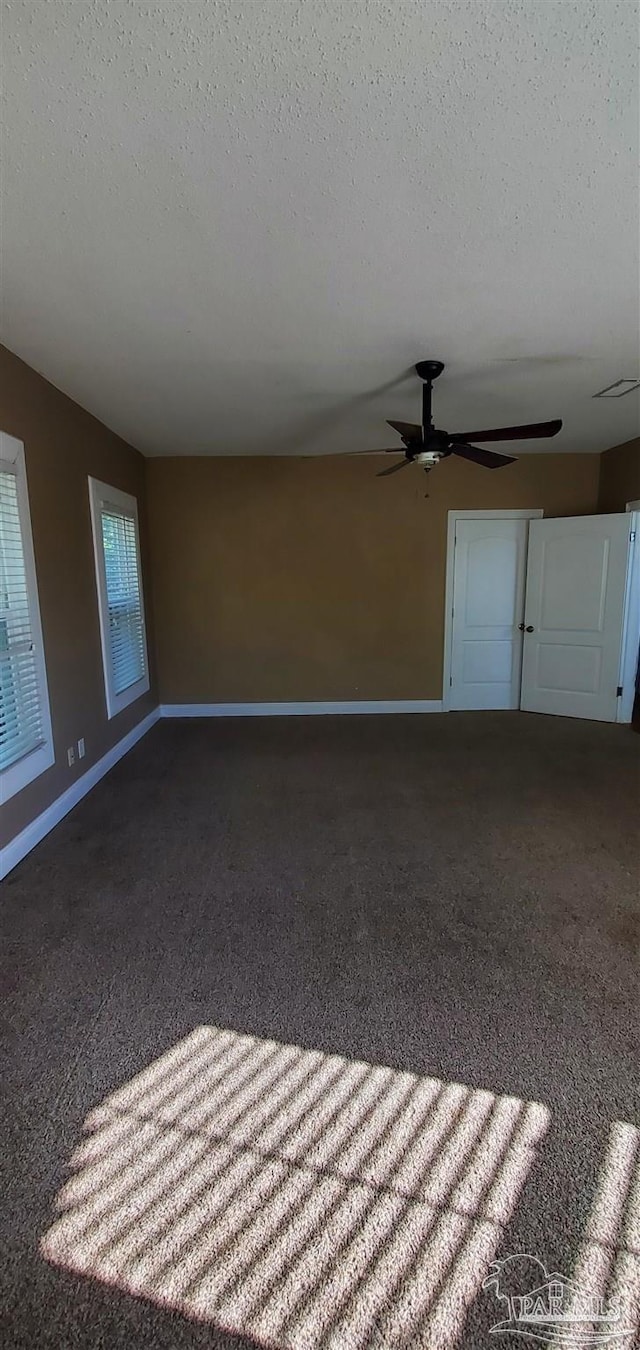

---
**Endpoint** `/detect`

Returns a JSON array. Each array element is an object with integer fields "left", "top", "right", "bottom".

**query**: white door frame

[
  {"left": 442, "top": 508, "right": 543, "bottom": 711},
  {"left": 617, "top": 509, "right": 639, "bottom": 723}
]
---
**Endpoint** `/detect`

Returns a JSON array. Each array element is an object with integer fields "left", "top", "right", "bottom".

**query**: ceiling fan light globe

[{"left": 416, "top": 450, "right": 444, "bottom": 467}]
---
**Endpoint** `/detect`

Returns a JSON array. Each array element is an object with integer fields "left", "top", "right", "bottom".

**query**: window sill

[
  {"left": 106, "top": 673, "right": 151, "bottom": 720},
  {"left": 1, "top": 738, "right": 55, "bottom": 803}
]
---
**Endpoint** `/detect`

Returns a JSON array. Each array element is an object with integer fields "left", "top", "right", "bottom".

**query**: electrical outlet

[
  {"left": 67, "top": 746, "right": 76, "bottom": 767},
  {"left": 77, "top": 737, "right": 85, "bottom": 759}
]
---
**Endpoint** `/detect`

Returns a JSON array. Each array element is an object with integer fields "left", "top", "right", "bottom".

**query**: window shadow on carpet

[
  {"left": 40, "top": 1025, "right": 553, "bottom": 1349},
  {"left": 566, "top": 1120, "right": 640, "bottom": 1346}
]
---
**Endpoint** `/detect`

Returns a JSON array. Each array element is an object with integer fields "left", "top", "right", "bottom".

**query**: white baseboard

[
  {"left": 1, "top": 708, "right": 161, "bottom": 880},
  {"left": 160, "top": 700, "right": 443, "bottom": 717}
]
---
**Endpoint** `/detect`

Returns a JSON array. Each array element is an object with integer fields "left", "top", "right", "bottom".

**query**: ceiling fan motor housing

[{"left": 423, "top": 428, "right": 451, "bottom": 452}]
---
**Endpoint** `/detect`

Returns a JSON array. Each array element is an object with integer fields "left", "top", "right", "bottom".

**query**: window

[
  {"left": 0, "top": 433, "right": 54, "bottom": 800},
  {"left": 88, "top": 478, "right": 149, "bottom": 719}
]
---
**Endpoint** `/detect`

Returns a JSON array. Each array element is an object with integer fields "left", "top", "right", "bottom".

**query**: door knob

[{"left": 518, "top": 623, "right": 535, "bottom": 632}]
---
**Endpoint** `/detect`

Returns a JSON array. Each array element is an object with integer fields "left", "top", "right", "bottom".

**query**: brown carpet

[{"left": 1, "top": 712, "right": 639, "bottom": 1349}]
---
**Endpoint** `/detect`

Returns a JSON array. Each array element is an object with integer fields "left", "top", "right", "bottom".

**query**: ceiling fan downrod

[{"left": 416, "top": 360, "right": 445, "bottom": 442}]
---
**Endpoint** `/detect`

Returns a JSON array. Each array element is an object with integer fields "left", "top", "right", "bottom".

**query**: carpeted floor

[{"left": 1, "top": 712, "right": 639, "bottom": 1350}]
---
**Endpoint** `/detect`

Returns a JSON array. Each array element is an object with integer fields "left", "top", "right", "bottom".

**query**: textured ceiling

[{"left": 2, "top": 0, "right": 639, "bottom": 457}]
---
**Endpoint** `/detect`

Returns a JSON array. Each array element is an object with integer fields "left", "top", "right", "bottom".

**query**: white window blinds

[
  {"left": 0, "top": 466, "right": 44, "bottom": 770},
  {"left": 0, "top": 434, "right": 53, "bottom": 801},
  {"left": 89, "top": 479, "right": 149, "bottom": 719},
  {"left": 101, "top": 508, "right": 146, "bottom": 695}
]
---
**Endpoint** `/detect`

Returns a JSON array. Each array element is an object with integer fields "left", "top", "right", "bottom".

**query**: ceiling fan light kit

[{"left": 365, "top": 361, "right": 563, "bottom": 480}]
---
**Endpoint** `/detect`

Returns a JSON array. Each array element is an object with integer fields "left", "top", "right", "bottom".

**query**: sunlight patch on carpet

[
  {"left": 567, "top": 1120, "right": 640, "bottom": 1349},
  {"left": 41, "top": 1025, "right": 550, "bottom": 1348}
]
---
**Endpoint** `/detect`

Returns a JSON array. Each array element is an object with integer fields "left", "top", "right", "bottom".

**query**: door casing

[
  {"left": 617, "top": 509, "right": 639, "bottom": 723},
  {"left": 442, "top": 509, "right": 543, "bottom": 712}
]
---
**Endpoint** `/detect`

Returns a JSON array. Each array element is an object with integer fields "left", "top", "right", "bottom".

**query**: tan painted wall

[
  {"left": 597, "top": 437, "right": 640, "bottom": 513},
  {"left": 0, "top": 339, "right": 611, "bottom": 854},
  {"left": 147, "top": 452, "right": 600, "bottom": 705},
  {"left": 0, "top": 347, "right": 157, "bottom": 847}
]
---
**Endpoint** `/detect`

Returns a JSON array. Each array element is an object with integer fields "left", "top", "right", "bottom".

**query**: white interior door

[
  {"left": 449, "top": 517, "right": 530, "bottom": 710},
  {"left": 520, "top": 514, "right": 632, "bottom": 721}
]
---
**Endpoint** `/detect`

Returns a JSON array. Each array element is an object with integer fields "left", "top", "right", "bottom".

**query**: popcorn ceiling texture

[{"left": 2, "top": 0, "right": 638, "bottom": 456}]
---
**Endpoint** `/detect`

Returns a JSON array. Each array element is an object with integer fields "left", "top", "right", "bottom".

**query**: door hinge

[
  {"left": 630, "top": 530, "right": 636, "bottom": 542},
  {"left": 617, "top": 685, "right": 623, "bottom": 697}
]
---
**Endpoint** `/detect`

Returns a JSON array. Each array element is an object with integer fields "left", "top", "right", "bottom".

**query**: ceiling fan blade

[
  {"left": 376, "top": 458, "right": 412, "bottom": 478},
  {"left": 449, "top": 419, "right": 562, "bottom": 443},
  {"left": 452, "top": 443, "right": 516, "bottom": 469},
  {"left": 301, "top": 448, "right": 404, "bottom": 459},
  {"left": 387, "top": 419, "right": 422, "bottom": 442},
  {"left": 342, "top": 448, "right": 406, "bottom": 456}
]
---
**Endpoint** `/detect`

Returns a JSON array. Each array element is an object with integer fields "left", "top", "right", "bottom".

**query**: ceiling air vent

[{"left": 592, "top": 379, "right": 640, "bottom": 398}]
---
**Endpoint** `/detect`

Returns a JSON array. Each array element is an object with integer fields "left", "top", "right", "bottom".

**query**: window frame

[
  {"left": 0, "top": 432, "right": 54, "bottom": 801},
  {"left": 88, "top": 476, "right": 150, "bottom": 720}
]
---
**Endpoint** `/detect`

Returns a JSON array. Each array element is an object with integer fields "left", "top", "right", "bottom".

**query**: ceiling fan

[{"left": 364, "top": 360, "right": 562, "bottom": 478}]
